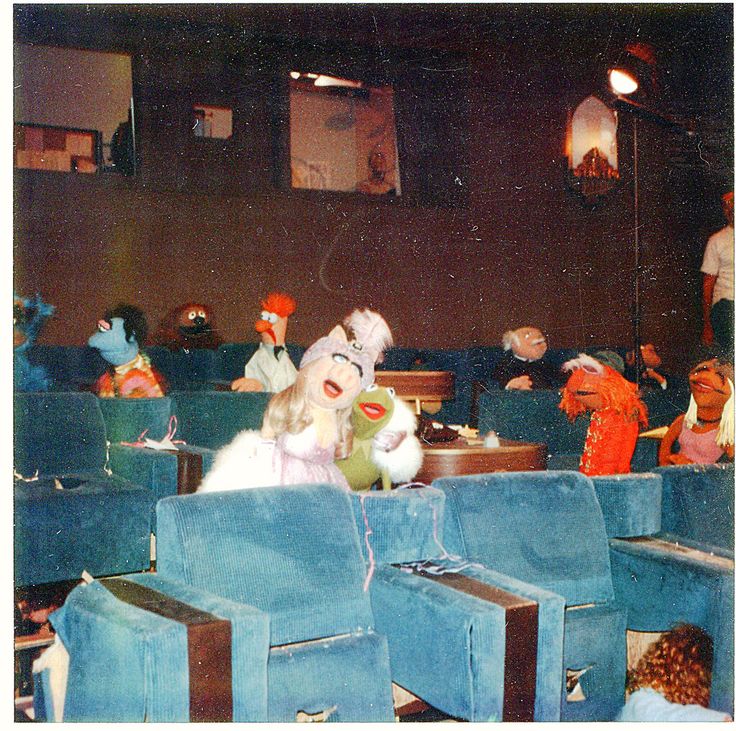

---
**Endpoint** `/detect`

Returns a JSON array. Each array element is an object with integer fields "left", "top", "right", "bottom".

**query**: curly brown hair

[{"left": 627, "top": 624, "right": 713, "bottom": 707}]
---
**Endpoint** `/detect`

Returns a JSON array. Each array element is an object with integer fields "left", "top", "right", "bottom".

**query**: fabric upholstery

[
  {"left": 267, "top": 631, "right": 394, "bottom": 722},
  {"left": 348, "top": 486, "right": 446, "bottom": 565},
  {"left": 653, "top": 463, "right": 734, "bottom": 552},
  {"left": 14, "top": 473, "right": 153, "bottom": 586},
  {"left": 170, "top": 391, "right": 271, "bottom": 449},
  {"left": 348, "top": 482, "right": 565, "bottom": 721},
  {"left": 436, "top": 471, "right": 615, "bottom": 605},
  {"left": 609, "top": 537, "right": 734, "bottom": 716},
  {"left": 43, "top": 573, "right": 270, "bottom": 722},
  {"left": 97, "top": 396, "right": 174, "bottom": 444},
  {"left": 155, "top": 483, "right": 394, "bottom": 721},
  {"left": 560, "top": 603, "right": 627, "bottom": 721},
  {"left": 13, "top": 392, "right": 156, "bottom": 586},
  {"left": 590, "top": 473, "right": 662, "bottom": 537},
  {"left": 14, "top": 392, "right": 108, "bottom": 476},
  {"left": 434, "top": 471, "right": 627, "bottom": 721},
  {"left": 155, "top": 485, "right": 376, "bottom": 646},
  {"left": 370, "top": 563, "right": 565, "bottom": 721}
]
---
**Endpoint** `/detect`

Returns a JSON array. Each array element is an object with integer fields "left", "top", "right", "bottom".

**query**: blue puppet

[
  {"left": 14, "top": 292, "right": 55, "bottom": 391},
  {"left": 88, "top": 304, "right": 166, "bottom": 398}
]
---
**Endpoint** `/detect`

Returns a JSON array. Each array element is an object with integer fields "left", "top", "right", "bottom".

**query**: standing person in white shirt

[{"left": 701, "top": 191, "right": 734, "bottom": 353}]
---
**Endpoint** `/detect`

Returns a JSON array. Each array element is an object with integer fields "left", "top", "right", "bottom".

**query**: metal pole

[{"left": 633, "top": 116, "right": 642, "bottom": 386}]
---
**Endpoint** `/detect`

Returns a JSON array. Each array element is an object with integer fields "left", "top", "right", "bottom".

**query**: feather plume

[{"left": 343, "top": 308, "right": 393, "bottom": 363}]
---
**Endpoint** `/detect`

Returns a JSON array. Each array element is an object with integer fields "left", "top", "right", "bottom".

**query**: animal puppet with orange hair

[
  {"left": 156, "top": 302, "right": 223, "bottom": 352},
  {"left": 658, "top": 358, "right": 734, "bottom": 465},
  {"left": 559, "top": 353, "right": 648, "bottom": 475},
  {"left": 231, "top": 292, "right": 297, "bottom": 393}
]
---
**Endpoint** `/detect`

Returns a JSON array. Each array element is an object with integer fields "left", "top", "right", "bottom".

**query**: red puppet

[{"left": 560, "top": 353, "right": 648, "bottom": 476}]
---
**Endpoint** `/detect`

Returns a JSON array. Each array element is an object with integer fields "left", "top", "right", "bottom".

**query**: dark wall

[{"left": 13, "top": 4, "right": 733, "bottom": 374}]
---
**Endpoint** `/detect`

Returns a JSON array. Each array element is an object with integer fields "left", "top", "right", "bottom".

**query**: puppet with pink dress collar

[{"left": 198, "top": 308, "right": 392, "bottom": 492}]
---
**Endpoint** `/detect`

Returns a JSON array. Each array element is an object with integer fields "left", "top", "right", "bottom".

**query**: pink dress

[
  {"left": 677, "top": 424, "right": 725, "bottom": 464},
  {"left": 198, "top": 425, "right": 351, "bottom": 492},
  {"left": 273, "top": 425, "right": 351, "bottom": 490}
]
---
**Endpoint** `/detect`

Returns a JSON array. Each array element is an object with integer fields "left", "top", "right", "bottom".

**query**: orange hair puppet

[
  {"left": 560, "top": 353, "right": 648, "bottom": 475},
  {"left": 231, "top": 292, "right": 298, "bottom": 393}
]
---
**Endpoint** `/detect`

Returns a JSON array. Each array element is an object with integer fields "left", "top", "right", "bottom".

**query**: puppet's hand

[
  {"left": 667, "top": 453, "right": 693, "bottom": 466},
  {"left": 506, "top": 375, "right": 533, "bottom": 390},
  {"left": 646, "top": 368, "right": 666, "bottom": 386},
  {"left": 373, "top": 430, "right": 407, "bottom": 452},
  {"left": 231, "top": 377, "right": 265, "bottom": 392}
]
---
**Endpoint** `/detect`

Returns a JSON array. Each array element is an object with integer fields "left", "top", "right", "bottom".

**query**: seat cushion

[{"left": 155, "top": 484, "right": 376, "bottom": 645}]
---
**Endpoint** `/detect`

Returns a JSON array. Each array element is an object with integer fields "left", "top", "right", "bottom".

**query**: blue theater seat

[
  {"left": 348, "top": 486, "right": 565, "bottom": 721},
  {"left": 154, "top": 484, "right": 395, "bottom": 722},
  {"left": 13, "top": 392, "right": 154, "bottom": 587},
  {"left": 608, "top": 463, "right": 734, "bottom": 718},
  {"left": 433, "top": 471, "right": 628, "bottom": 721}
]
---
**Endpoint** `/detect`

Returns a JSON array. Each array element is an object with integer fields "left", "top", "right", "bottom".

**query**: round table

[{"left": 413, "top": 438, "right": 547, "bottom": 484}]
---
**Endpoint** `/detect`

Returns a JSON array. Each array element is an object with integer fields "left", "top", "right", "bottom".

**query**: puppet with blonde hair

[
  {"left": 231, "top": 292, "right": 298, "bottom": 393},
  {"left": 619, "top": 623, "right": 730, "bottom": 722},
  {"left": 199, "top": 310, "right": 392, "bottom": 492},
  {"left": 659, "top": 358, "right": 734, "bottom": 465},
  {"left": 560, "top": 353, "right": 648, "bottom": 475}
]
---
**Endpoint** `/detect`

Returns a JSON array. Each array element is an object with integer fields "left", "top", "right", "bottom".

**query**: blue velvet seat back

[
  {"left": 28, "top": 344, "right": 107, "bottom": 390},
  {"left": 348, "top": 486, "right": 446, "bottom": 565},
  {"left": 641, "top": 381, "right": 690, "bottom": 428},
  {"left": 145, "top": 346, "right": 173, "bottom": 383},
  {"left": 15, "top": 474, "right": 153, "bottom": 585},
  {"left": 155, "top": 484, "right": 376, "bottom": 646},
  {"left": 435, "top": 471, "right": 615, "bottom": 605},
  {"left": 654, "top": 463, "right": 735, "bottom": 551},
  {"left": 14, "top": 392, "right": 107, "bottom": 475},
  {"left": 97, "top": 396, "right": 174, "bottom": 444},
  {"left": 171, "top": 391, "right": 271, "bottom": 449},
  {"left": 477, "top": 389, "right": 588, "bottom": 455},
  {"left": 590, "top": 473, "right": 662, "bottom": 538},
  {"left": 167, "top": 348, "right": 220, "bottom": 388}
]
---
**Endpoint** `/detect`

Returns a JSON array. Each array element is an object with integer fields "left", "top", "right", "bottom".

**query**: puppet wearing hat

[
  {"left": 560, "top": 353, "right": 648, "bottom": 475},
  {"left": 200, "top": 309, "right": 392, "bottom": 492},
  {"left": 231, "top": 292, "right": 297, "bottom": 393},
  {"left": 659, "top": 358, "right": 734, "bottom": 465}
]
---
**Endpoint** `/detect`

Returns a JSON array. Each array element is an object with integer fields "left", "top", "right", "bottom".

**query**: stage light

[{"left": 608, "top": 68, "right": 639, "bottom": 96}]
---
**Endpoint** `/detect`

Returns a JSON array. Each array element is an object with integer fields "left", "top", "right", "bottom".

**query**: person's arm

[
  {"left": 658, "top": 415, "right": 686, "bottom": 466},
  {"left": 702, "top": 273, "right": 717, "bottom": 345}
]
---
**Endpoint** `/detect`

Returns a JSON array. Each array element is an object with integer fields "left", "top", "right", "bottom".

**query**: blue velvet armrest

[
  {"left": 369, "top": 562, "right": 564, "bottom": 721},
  {"left": 43, "top": 573, "right": 270, "bottom": 722}
]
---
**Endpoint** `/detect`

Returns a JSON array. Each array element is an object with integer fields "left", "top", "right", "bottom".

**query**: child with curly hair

[{"left": 619, "top": 624, "right": 731, "bottom": 722}]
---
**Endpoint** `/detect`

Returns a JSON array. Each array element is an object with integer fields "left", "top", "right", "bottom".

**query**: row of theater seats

[
  {"left": 26, "top": 342, "right": 655, "bottom": 427},
  {"left": 15, "top": 391, "right": 733, "bottom": 721}
]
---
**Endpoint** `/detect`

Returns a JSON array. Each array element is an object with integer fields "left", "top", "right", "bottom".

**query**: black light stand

[{"left": 612, "top": 96, "right": 695, "bottom": 387}]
